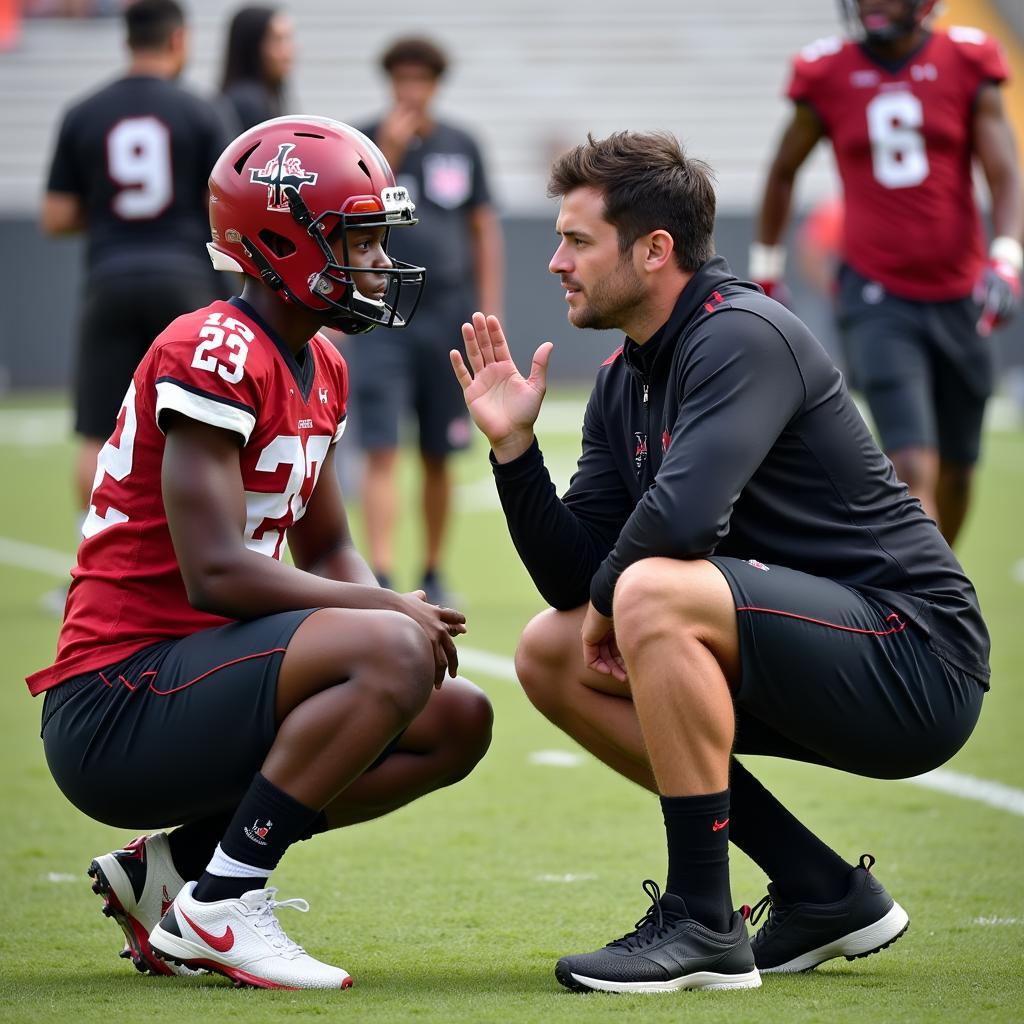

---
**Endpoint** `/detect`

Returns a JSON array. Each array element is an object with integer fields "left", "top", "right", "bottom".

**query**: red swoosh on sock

[
  {"left": 712, "top": 818, "right": 730, "bottom": 832},
  {"left": 181, "top": 909, "right": 235, "bottom": 952}
]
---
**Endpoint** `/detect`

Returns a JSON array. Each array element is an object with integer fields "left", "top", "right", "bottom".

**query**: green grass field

[{"left": 1, "top": 392, "right": 1022, "bottom": 1023}]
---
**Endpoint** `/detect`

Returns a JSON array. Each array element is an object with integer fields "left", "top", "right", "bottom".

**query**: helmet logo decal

[{"left": 249, "top": 143, "right": 319, "bottom": 213}]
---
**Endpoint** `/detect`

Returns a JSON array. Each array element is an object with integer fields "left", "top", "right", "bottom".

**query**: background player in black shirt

[
  {"left": 349, "top": 36, "right": 504, "bottom": 603},
  {"left": 41, "top": 0, "right": 228, "bottom": 532},
  {"left": 452, "top": 130, "right": 989, "bottom": 995}
]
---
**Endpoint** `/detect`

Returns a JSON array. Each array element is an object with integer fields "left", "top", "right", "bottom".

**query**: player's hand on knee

[{"left": 397, "top": 591, "right": 466, "bottom": 687}]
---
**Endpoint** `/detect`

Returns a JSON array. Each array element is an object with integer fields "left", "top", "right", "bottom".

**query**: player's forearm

[
  {"left": 987, "top": 164, "right": 1024, "bottom": 244},
  {"left": 757, "top": 169, "right": 796, "bottom": 246},
  {"left": 303, "top": 541, "right": 380, "bottom": 588},
  {"left": 185, "top": 546, "right": 402, "bottom": 619}
]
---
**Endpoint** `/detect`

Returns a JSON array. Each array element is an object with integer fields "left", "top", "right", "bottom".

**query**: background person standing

[
  {"left": 218, "top": 4, "right": 295, "bottom": 133},
  {"left": 41, "top": 0, "right": 228, "bottom": 585},
  {"left": 349, "top": 35, "right": 504, "bottom": 602},
  {"left": 751, "top": 0, "right": 1022, "bottom": 545}
]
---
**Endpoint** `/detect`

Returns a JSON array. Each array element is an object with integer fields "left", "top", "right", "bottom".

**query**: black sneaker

[
  {"left": 555, "top": 880, "right": 761, "bottom": 994},
  {"left": 748, "top": 854, "right": 910, "bottom": 973}
]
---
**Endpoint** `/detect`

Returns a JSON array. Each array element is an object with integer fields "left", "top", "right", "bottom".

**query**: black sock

[
  {"left": 660, "top": 790, "right": 733, "bottom": 933},
  {"left": 167, "top": 813, "right": 232, "bottom": 881},
  {"left": 193, "top": 773, "right": 319, "bottom": 903},
  {"left": 729, "top": 759, "right": 852, "bottom": 903},
  {"left": 169, "top": 810, "right": 327, "bottom": 884}
]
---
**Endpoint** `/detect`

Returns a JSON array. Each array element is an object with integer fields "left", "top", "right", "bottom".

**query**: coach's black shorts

[
  {"left": 41, "top": 610, "right": 317, "bottom": 829},
  {"left": 710, "top": 556, "right": 985, "bottom": 780},
  {"left": 836, "top": 264, "right": 994, "bottom": 465},
  {"left": 346, "top": 290, "right": 473, "bottom": 457},
  {"left": 75, "top": 270, "right": 220, "bottom": 440}
]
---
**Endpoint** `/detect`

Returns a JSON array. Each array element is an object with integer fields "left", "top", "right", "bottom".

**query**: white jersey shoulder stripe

[{"left": 155, "top": 379, "right": 257, "bottom": 444}]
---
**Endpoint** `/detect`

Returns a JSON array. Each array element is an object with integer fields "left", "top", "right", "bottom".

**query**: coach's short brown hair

[
  {"left": 380, "top": 36, "right": 448, "bottom": 78},
  {"left": 548, "top": 131, "right": 716, "bottom": 272}
]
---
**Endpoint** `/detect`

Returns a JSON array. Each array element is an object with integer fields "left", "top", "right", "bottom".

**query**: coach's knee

[
  {"left": 613, "top": 558, "right": 679, "bottom": 651},
  {"left": 515, "top": 609, "right": 578, "bottom": 719},
  {"left": 614, "top": 557, "right": 723, "bottom": 657}
]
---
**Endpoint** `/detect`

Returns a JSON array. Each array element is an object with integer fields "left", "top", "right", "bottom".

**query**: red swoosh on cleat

[{"left": 180, "top": 910, "right": 235, "bottom": 952}]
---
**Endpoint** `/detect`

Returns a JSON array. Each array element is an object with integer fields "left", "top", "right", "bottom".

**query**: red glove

[
  {"left": 749, "top": 243, "right": 792, "bottom": 308},
  {"left": 974, "top": 238, "right": 1022, "bottom": 337},
  {"left": 753, "top": 278, "right": 793, "bottom": 308}
]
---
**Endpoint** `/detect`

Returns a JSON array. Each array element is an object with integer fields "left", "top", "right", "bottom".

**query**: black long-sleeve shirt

[{"left": 493, "top": 258, "right": 990, "bottom": 684}]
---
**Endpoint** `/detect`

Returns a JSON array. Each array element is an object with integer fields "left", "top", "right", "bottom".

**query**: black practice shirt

[
  {"left": 46, "top": 75, "right": 228, "bottom": 280},
  {"left": 493, "top": 258, "right": 990, "bottom": 685}
]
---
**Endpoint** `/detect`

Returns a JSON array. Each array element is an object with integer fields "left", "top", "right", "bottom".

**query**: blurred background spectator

[
  {"left": 218, "top": 4, "right": 295, "bottom": 132},
  {"left": 345, "top": 35, "right": 504, "bottom": 602},
  {"left": 38, "top": 0, "right": 228, "bottom": 607},
  {"left": 3, "top": 1, "right": 1021, "bottom": 411}
]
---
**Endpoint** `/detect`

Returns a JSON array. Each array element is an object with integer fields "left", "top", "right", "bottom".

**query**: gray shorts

[
  {"left": 836, "top": 264, "right": 994, "bottom": 465},
  {"left": 346, "top": 291, "right": 473, "bottom": 457}
]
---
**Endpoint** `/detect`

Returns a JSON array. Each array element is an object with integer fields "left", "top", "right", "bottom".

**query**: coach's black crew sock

[
  {"left": 729, "top": 758, "right": 852, "bottom": 904},
  {"left": 660, "top": 789, "right": 733, "bottom": 933},
  {"left": 192, "top": 772, "right": 320, "bottom": 903}
]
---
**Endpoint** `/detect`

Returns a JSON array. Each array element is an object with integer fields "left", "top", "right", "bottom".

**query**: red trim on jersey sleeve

[
  {"left": 786, "top": 36, "right": 844, "bottom": 104},
  {"left": 947, "top": 26, "right": 1010, "bottom": 86}
]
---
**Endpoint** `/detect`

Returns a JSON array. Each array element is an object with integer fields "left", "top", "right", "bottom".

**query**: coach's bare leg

[
  {"left": 888, "top": 445, "right": 940, "bottom": 526},
  {"left": 262, "top": 607, "right": 438, "bottom": 809},
  {"left": 321, "top": 676, "right": 493, "bottom": 826},
  {"left": 612, "top": 558, "right": 740, "bottom": 795},
  {"left": 361, "top": 447, "right": 400, "bottom": 580},
  {"left": 515, "top": 606, "right": 656, "bottom": 791},
  {"left": 935, "top": 459, "right": 974, "bottom": 546}
]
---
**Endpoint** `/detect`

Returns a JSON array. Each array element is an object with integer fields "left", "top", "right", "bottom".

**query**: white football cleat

[
  {"left": 88, "top": 833, "right": 196, "bottom": 976},
  {"left": 149, "top": 881, "right": 352, "bottom": 990}
]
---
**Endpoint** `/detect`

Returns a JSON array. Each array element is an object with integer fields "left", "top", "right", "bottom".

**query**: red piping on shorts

[
  {"left": 735, "top": 607, "right": 907, "bottom": 636},
  {"left": 101, "top": 649, "right": 287, "bottom": 695}
]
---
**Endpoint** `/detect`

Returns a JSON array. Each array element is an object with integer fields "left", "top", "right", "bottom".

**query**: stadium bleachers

[{"left": 1, "top": 0, "right": 840, "bottom": 213}]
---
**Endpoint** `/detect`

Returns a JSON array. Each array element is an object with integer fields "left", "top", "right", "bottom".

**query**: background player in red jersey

[
  {"left": 28, "top": 116, "right": 492, "bottom": 990},
  {"left": 752, "top": 0, "right": 1023, "bottom": 545}
]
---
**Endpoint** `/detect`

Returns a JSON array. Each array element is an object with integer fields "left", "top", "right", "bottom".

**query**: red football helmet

[
  {"left": 208, "top": 115, "right": 425, "bottom": 334},
  {"left": 839, "top": 0, "right": 938, "bottom": 43}
]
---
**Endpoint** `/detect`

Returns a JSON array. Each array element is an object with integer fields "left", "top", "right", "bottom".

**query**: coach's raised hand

[{"left": 450, "top": 312, "right": 553, "bottom": 464}]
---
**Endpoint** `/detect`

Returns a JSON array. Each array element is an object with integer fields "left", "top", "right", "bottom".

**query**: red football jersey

[
  {"left": 28, "top": 298, "right": 349, "bottom": 696},
  {"left": 788, "top": 27, "right": 1008, "bottom": 301}
]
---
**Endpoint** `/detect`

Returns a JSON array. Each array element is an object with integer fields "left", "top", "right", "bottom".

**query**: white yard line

[
  {"left": 0, "top": 536, "right": 73, "bottom": 577},
  {"left": 4, "top": 533, "right": 1024, "bottom": 820}
]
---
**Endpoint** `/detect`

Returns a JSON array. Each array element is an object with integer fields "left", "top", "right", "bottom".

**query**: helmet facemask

[{"left": 244, "top": 183, "right": 426, "bottom": 334}]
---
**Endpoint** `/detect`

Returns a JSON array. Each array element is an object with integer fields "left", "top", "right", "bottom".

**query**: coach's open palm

[{"left": 451, "top": 313, "right": 553, "bottom": 463}]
